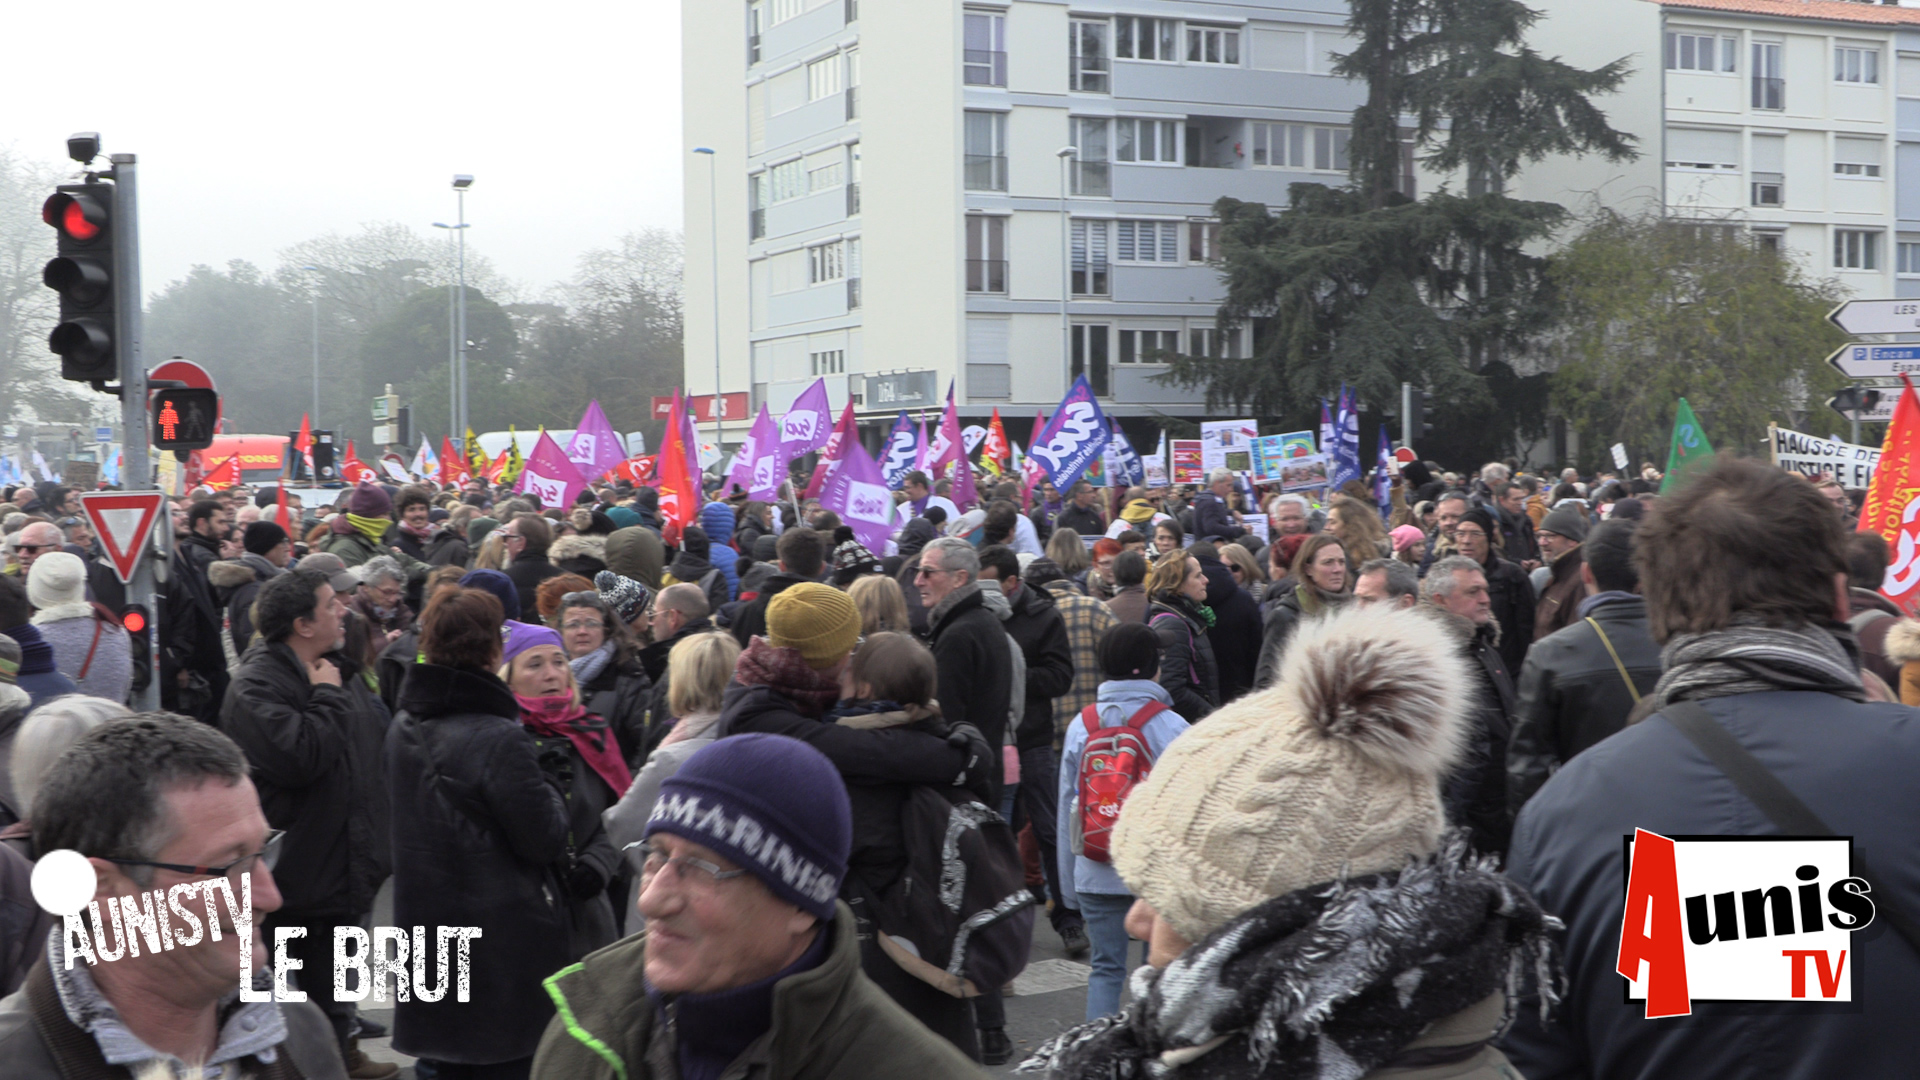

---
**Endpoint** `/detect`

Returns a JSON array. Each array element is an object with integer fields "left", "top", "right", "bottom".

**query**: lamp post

[
  {"left": 1057, "top": 147, "right": 1077, "bottom": 384},
  {"left": 300, "top": 265, "right": 321, "bottom": 431},
  {"left": 693, "top": 147, "right": 724, "bottom": 448},
  {"left": 453, "top": 175, "right": 472, "bottom": 442},
  {"left": 429, "top": 222, "right": 464, "bottom": 442}
]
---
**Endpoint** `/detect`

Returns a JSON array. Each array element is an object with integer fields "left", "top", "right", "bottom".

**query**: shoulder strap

[
  {"left": 1849, "top": 608, "right": 1895, "bottom": 634},
  {"left": 1080, "top": 704, "right": 1101, "bottom": 736},
  {"left": 1584, "top": 617, "right": 1643, "bottom": 705},
  {"left": 1126, "top": 701, "right": 1169, "bottom": 730},
  {"left": 1662, "top": 699, "right": 1920, "bottom": 954},
  {"left": 76, "top": 618, "right": 104, "bottom": 681}
]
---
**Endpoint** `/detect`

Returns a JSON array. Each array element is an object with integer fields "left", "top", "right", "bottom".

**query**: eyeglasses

[
  {"left": 626, "top": 841, "right": 749, "bottom": 888},
  {"left": 915, "top": 566, "right": 951, "bottom": 579},
  {"left": 1454, "top": 527, "right": 1487, "bottom": 540},
  {"left": 105, "top": 829, "right": 285, "bottom": 881},
  {"left": 12, "top": 544, "right": 55, "bottom": 555},
  {"left": 501, "top": 532, "right": 526, "bottom": 544}
]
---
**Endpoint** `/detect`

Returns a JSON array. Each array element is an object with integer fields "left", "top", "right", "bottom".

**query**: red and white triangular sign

[{"left": 80, "top": 492, "right": 167, "bottom": 584}]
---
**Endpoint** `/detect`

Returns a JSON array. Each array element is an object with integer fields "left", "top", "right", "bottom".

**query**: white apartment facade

[
  {"left": 682, "top": 0, "right": 1393, "bottom": 444},
  {"left": 1515, "top": 0, "right": 1920, "bottom": 301}
]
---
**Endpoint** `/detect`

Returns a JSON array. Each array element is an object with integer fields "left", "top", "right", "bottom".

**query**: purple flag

[
  {"left": 729, "top": 404, "right": 783, "bottom": 501},
  {"left": 820, "top": 435, "right": 895, "bottom": 556},
  {"left": 780, "top": 377, "right": 833, "bottom": 459},
  {"left": 566, "top": 400, "right": 626, "bottom": 480},
  {"left": 515, "top": 430, "right": 588, "bottom": 511},
  {"left": 1030, "top": 375, "right": 1111, "bottom": 493}
]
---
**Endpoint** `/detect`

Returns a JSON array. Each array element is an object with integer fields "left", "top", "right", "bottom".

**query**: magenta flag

[
  {"left": 516, "top": 430, "right": 588, "bottom": 511},
  {"left": 819, "top": 435, "right": 894, "bottom": 556},
  {"left": 912, "top": 415, "right": 930, "bottom": 473},
  {"left": 929, "top": 383, "right": 962, "bottom": 472},
  {"left": 566, "top": 400, "right": 627, "bottom": 479},
  {"left": 780, "top": 377, "right": 833, "bottom": 460},
  {"left": 803, "top": 401, "right": 857, "bottom": 500},
  {"left": 729, "top": 404, "right": 783, "bottom": 502}
]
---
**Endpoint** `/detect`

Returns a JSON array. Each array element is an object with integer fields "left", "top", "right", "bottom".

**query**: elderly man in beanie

[
  {"left": 1022, "top": 604, "right": 1555, "bottom": 1079},
  {"left": 1452, "top": 506, "right": 1533, "bottom": 673},
  {"left": 1530, "top": 502, "right": 1588, "bottom": 641},
  {"left": 26, "top": 552, "right": 129, "bottom": 704},
  {"left": 532, "top": 733, "right": 986, "bottom": 1079}
]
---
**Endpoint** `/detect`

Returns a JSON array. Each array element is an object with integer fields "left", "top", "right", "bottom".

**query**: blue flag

[
  {"left": 1330, "top": 384, "right": 1362, "bottom": 490},
  {"left": 1319, "top": 400, "right": 1334, "bottom": 456},
  {"left": 1031, "top": 376, "right": 1112, "bottom": 493},
  {"left": 881, "top": 411, "right": 918, "bottom": 489},
  {"left": 1374, "top": 425, "right": 1393, "bottom": 519},
  {"left": 1110, "top": 421, "right": 1144, "bottom": 487}
]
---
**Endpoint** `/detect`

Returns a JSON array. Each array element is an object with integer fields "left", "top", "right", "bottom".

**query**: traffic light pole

[{"left": 110, "top": 153, "right": 158, "bottom": 712}]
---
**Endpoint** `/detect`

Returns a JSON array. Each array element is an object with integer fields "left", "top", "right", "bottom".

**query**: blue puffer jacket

[
  {"left": 699, "top": 501, "right": 740, "bottom": 598},
  {"left": 1502, "top": 689, "right": 1920, "bottom": 1079}
]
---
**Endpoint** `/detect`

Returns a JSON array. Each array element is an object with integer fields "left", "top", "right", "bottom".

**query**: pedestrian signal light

[
  {"left": 121, "top": 608, "right": 147, "bottom": 634},
  {"left": 152, "top": 388, "right": 218, "bottom": 451},
  {"left": 122, "top": 602, "right": 153, "bottom": 695},
  {"left": 41, "top": 184, "right": 119, "bottom": 383}
]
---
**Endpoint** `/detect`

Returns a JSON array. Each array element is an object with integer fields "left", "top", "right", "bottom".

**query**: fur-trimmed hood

[
  {"left": 206, "top": 559, "right": 258, "bottom": 590},
  {"left": 1885, "top": 617, "right": 1920, "bottom": 666},
  {"left": 548, "top": 532, "right": 606, "bottom": 566}
]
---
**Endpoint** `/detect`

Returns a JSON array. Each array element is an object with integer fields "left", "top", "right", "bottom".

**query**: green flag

[{"left": 1659, "top": 397, "right": 1715, "bottom": 494}]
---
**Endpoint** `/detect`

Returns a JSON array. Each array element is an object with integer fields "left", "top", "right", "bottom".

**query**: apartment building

[
  {"left": 682, "top": 0, "right": 1387, "bottom": 443},
  {"left": 1515, "top": 0, "right": 1920, "bottom": 301}
]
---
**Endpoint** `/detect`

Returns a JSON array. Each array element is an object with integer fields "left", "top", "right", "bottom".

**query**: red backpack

[{"left": 1071, "top": 701, "right": 1168, "bottom": 863}]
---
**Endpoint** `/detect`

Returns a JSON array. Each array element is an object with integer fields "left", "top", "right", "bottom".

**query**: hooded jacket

[
  {"left": 1000, "top": 583, "right": 1075, "bottom": 751},
  {"left": 549, "top": 534, "right": 610, "bottom": 580},
  {"left": 700, "top": 502, "right": 743, "bottom": 592},
  {"left": 207, "top": 553, "right": 284, "bottom": 655},
  {"left": 1532, "top": 547, "right": 1585, "bottom": 642},
  {"left": 606, "top": 526, "right": 666, "bottom": 591},
  {"left": 730, "top": 572, "right": 812, "bottom": 649},
  {"left": 1148, "top": 596, "right": 1219, "bottom": 721},
  {"left": 1055, "top": 679, "right": 1189, "bottom": 905},
  {"left": 1199, "top": 558, "right": 1262, "bottom": 702},
  {"left": 664, "top": 549, "right": 730, "bottom": 614},
  {"left": 1430, "top": 609, "right": 1514, "bottom": 859},
  {"left": 925, "top": 583, "right": 1019, "bottom": 752}
]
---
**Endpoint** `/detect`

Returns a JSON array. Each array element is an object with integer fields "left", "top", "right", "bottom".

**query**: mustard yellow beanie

[{"left": 767, "top": 582, "right": 862, "bottom": 669}]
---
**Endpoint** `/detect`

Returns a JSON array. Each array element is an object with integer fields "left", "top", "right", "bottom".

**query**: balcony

[
  {"left": 964, "top": 49, "right": 1007, "bottom": 87},
  {"left": 1072, "top": 260, "right": 1110, "bottom": 297},
  {"left": 750, "top": 208, "right": 766, "bottom": 240},
  {"left": 1752, "top": 77, "right": 1783, "bottom": 111},
  {"left": 848, "top": 278, "right": 862, "bottom": 309},
  {"left": 1071, "top": 160, "right": 1111, "bottom": 196},
  {"left": 846, "top": 182, "right": 861, "bottom": 216},
  {"left": 1071, "top": 55, "right": 1109, "bottom": 93},
  {"left": 965, "top": 154, "right": 1008, "bottom": 191},
  {"left": 967, "top": 259, "right": 1007, "bottom": 293},
  {"left": 845, "top": 86, "right": 859, "bottom": 121}
]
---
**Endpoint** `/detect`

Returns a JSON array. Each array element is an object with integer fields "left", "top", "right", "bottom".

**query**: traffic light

[
  {"left": 1830, "top": 386, "right": 1882, "bottom": 415},
  {"left": 1404, "top": 387, "right": 1434, "bottom": 444},
  {"left": 152, "top": 388, "right": 218, "bottom": 451},
  {"left": 397, "top": 405, "right": 412, "bottom": 447},
  {"left": 42, "top": 182, "right": 119, "bottom": 383},
  {"left": 122, "top": 603, "right": 152, "bottom": 695},
  {"left": 312, "top": 431, "right": 337, "bottom": 481}
]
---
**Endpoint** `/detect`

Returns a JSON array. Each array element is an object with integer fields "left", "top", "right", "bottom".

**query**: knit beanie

[
  {"left": 1460, "top": 506, "right": 1497, "bottom": 543},
  {"left": 1098, "top": 621, "right": 1160, "bottom": 680},
  {"left": 244, "top": 521, "right": 288, "bottom": 556},
  {"left": 752, "top": 534, "right": 779, "bottom": 562},
  {"left": 645, "top": 733, "right": 851, "bottom": 921},
  {"left": 681, "top": 525, "right": 711, "bottom": 559},
  {"left": 467, "top": 515, "right": 500, "bottom": 548},
  {"left": 459, "top": 569, "right": 520, "bottom": 619},
  {"left": 1389, "top": 524, "right": 1425, "bottom": 554},
  {"left": 1109, "top": 603, "right": 1470, "bottom": 942},
  {"left": 1539, "top": 503, "right": 1589, "bottom": 542},
  {"left": 348, "top": 482, "right": 392, "bottom": 518},
  {"left": 766, "top": 582, "right": 861, "bottom": 669},
  {"left": 604, "top": 506, "right": 643, "bottom": 531},
  {"left": 594, "top": 570, "right": 650, "bottom": 626},
  {"left": 503, "top": 621, "right": 565, "bottom": 666},
  {"left": 26, "top": 553, "right": 86, "bottom": 610}
]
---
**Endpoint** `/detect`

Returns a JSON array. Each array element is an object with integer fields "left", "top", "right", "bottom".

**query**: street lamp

[
  {"left": 693, "top": 147, "right": 724, "bottom": 449},
  {"left": 300, "top": 265, "right": 321, "bottom": 431},
  {"left": 432, "top": 174, "right": 474, "bottom": 450},
  {"left": 1057, "top": 147, "right": 1077, "bottom": 385},
  {"left": 430, "top": 222, "right": 465, "bottom": 443}
]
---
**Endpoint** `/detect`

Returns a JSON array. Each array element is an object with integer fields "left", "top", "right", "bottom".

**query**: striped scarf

[{"left": 1651, "top": 614, "right": 1865, "bottom": 709}]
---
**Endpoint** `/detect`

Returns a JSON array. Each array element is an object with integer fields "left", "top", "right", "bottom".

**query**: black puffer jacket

[
  {"left": 1002, "top": 583, "right": 1075, "bottom": 751},
  {"left": 218, "top": 640, "right": 391, "bottom": 917},
  {"left": 505, "top": 552, "right": 564, "bottom": 622},
  {"left": 925, "top": 585, "right": 1018, "bottom": 750},
  {"left": 1434, "top": 610, "right": 1515, "bottom": 860},
  {"left": 1505, "top": 595, "right": 1660, "bottom": 816},
  {"left": 1148, "top": 596, "right": 1219, "bottom": 721},
  {"left": 578, "top": 652, "right": 653, "bottom": 770},
  {"left": 521, "top": 713, "right": 622, "bottom": 962},
  {"left": 718, "top": 682, "right": 970, "bottom": 788},
  {"left": 387, "top": 663, "right": 571, "bottom": 1064},
  {"left": 1253, "top": 585, "right": 1351, "bottom": 691},
  {"left": 728, "top": 571, "right": 810, "bottom": 648},
  {"left": 1199, "top": 559, "right": 1262, "bottom": 702}
]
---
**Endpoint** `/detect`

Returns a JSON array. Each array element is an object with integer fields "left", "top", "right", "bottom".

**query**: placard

[
  {"left": 1170, "top": 440, "right": 1204, "bottom": 485},
  {"left": 1280, "top": 453, "right": 1331, "bottom": 492},
  {"left": 1252, "top": 435, "right": 1290, "bottom": 485},
  {"left": 1200, "top": 419, "right": 1258, "bottom": 474},
  {"left": 1768, "top": 424, "right": 1881, "bottom": 489}
]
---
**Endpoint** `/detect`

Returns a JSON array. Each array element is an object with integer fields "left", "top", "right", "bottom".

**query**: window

[
  {"left": 1665, "top": 32, "right": 1737, "bottom": 73},
  {"left": 844, "top": 49, "right": 859, "bottom": 119},
  {"left": 810, "top": 349, "right": 845, "bottom": 375},
  {"left": 846, "top": 238, "right": 861, "bottom": 307},
  {"left": 749, "top": 174, "right": 768, "bottom": 239},
  {"left": 964, "top": 111, "right": 1008, "bottom": 191},
  {"left": 1834, "top": 137, "right": 1883, "bottom": 177},
  {"left": 1071, "top": 19, "right": 1109, "bottom": 92},
  {"left": 808, "top": 54, "right": 843, "bottom": 101},
  {"left": 1751, "top": 133, "right": 1784, "bottom": 206},
  {"left": 1835, "top": 230, "right": 1881, "bottom": 271},
  {"left": 769, "top": 159, "right": 805, "bottom": 202},
  {"left": 748, "top": 0, "right": 763, "bottom": 64},
  {"left": 810, "top": 241, "right": 845, "bottom": 283},
  {"left": 1664, "top": 128, "right": 1739, "bottom": 170},
  {"left": 1836, "top": 46, "right": 1880, "bottom": 84},
  {"left": 1186, "top": 24, "right": 1240, "bottom": 65},
  {"left": 1071, "top": 117, "right": 1111, "bottom": 195},
  {"left": 807, "top": 149, "right": 844, "bottom": 192},
  {"left": 966, "top": 216, "right": 1007, "bottom": 293},
  {"left": 1071, "top": 219, "right": 1110, "bottom": 295},
  {"left": 1250, "top": 122, "right": 1349, "bottom": 171},
  {"left": 771, "top": 0, "right": 802, "bottom": 25},
  {"left": 965, "top": 12, "right": 1007, "bottom": 86},
  {"left": 1753, "top": 42, "right": 1783, "bottom": 109},
  {"left": 1071, "top": 324, "right": 1110, "bottom": 397},
  {"left": 1188, "top": 219, "right": 1221, "bottom": 261},
  {"left": 1752, "top": 174, "right": 1783, "bottom": 206},
  {"left": 1115, "top": 16, "right": 1177, "bottom": 61},
  {"left": 1899, "top": 241, "right": 1920, "bottom": 276},
  {"left": 1189, "top": 326, "right": 1239, "bottom": 358},
  {"left": 1115, "top": 118, "right": 1181, "bottom": 164},
  {"left": 846, "top": 143, "right": 861, "bottom": 215},
  {"left": 1115, "top": 220, "right": 1180, "bottom": 263},
  {"left": 1754, "top": 231, "right": 1783, "bottom": 255},
  {"left": 1902, "top": 55, "right": 1920, "bottom": 98},
  {"left": 1118, "top": 329, "right": 1179, "bottom": 363}
]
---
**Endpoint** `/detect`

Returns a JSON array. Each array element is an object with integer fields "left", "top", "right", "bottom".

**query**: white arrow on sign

[
  {"left": 1827, "top": 343, "right": 1920, "bottom": 380},
  {"left": 1829, "top": 299, "right": 1920, "bottom": 336}
]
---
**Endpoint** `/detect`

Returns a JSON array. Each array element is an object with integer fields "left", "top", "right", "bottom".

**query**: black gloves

[
  {"left": 947, "top": 722, "right": 995, "bottom": 798},
  {"left": 567, "top": 857, "right": 606, "bottom": 900}
]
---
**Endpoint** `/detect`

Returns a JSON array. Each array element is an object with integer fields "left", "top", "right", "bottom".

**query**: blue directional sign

[
  {"left": 1826, "top": 343, "right": 1920, "bottom": 380},
  {"left": 94, "top": 426, "right": 112, "bottom": 443}
]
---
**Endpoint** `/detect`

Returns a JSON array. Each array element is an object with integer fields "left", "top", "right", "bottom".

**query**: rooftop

[{"left": 1654, "top": 0, "right": 1920, "bottom": 25}]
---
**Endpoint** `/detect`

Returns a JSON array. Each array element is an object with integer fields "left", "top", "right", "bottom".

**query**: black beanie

[
  {"left": 243, "top": 522, "right": 288, "bottom": 556},
  {"left": 1099, "top": 622, "right": 1161, "bottom": 681}
]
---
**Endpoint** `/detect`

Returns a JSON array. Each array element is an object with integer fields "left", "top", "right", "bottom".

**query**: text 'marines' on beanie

[
  {"left": 1108, "top": 603, "right": 1471, "bottom": 943},
  {"left": 766, "top": 581, "right": 861, "bottom": 669},
  {"left": 645, "top": 732, "right": 852, "bottom": 921}
]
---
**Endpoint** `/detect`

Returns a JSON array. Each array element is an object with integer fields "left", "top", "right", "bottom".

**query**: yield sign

[{"left": 80, "top": 492, "right": 167, "bottom": 584}]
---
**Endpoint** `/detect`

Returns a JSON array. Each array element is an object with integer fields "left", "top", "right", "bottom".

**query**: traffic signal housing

[
  {"left": 152, "top": 388, "right": 218, "bottom": 451},
  {"left": 42, "top": 182, "right": 119, "bottom": 383},
  {"left": 122, "top": 603, "right": 152, "bottom": 695}
]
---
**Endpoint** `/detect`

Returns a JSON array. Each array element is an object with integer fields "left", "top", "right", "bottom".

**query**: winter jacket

[
  {"left": 218, "top": 640, "right": 392, "bottom": 917},
  {"left": 549, "top": 534, "right": 610, "bottom": 580},
  {"left": 730, "top": 571, "right": 810, "bottom": 648},
  {"left": 386, "top": 523, "right": 469, "bottom": 568},
  {"left": 664, "top": 551, "right": 731, "bottom": 614},
  {"left": 1253, "top": 585, "right": 1349, "bottom": 691},
  {"left": 1505, "top": 594, "right": 1660, "bottom": 817},
  {"left": 579, "top": 652, "right": 654, "bottom": 770},
  {"left": 1494, "top": 504, "right": 1538, "bottom": 565},
  {"left": 1042, "top": 579, "right": 1120, "bottom": 730},
  {"left": 717, "top": 683, "right": 968, "bottom": 790},
  {"left": 1433, "top": 610, "right": 1514, "bottom": 860},
  {"left": 925, "top": 585, "right": 1019, "bottom": 751},
  {"left": 1107, "top": 584, "right": 1149, "bottom": 625},
  {"left": 1001, "top": 583, "right": 1076, "bottom": 751},
  {"left": 1055, "top": 679, "right": 1189, "bottom": 904},
  {"left": 1502, "top": 690, "right": 1920, "bottom": 1079},
  {"left": 1190, "top": 491, "right": 1245, "bottom": 543},
  {"left": 1531, "top": 548, "right": 1585, "bottom": 642},
  {"left": 606, "top": 525, "right": 667, "bottom": 590},
  {"left": 531, "top": 902, "right": 985, "bottom": 1080},
  {"left": 0, "top": 837, "right": 50, "bottom": 996},
  {"left": 699, "top": 502, "right": 743, "bottom": 595},
  {"left": 29, "top": 606, "right": 129, "bottom": 706},
  {"left": 159, "top": 544, "right": 223, "bottom": 720},
  {"left": 386, "top": 663, "right": 572, "bottom": 1064},
  {"left": 1477, "top": 552, "right": 1535, "bottom": 675},
  {"left": 637, "top": 617, "right": 714, "bottom": 754},
  {"left": 505, "top": 551, "right": 566, "bottom": 621},
  {"left": 522, "top": 711, "right": 622, "bottom": 962},
  {"left": 1147, "top": 597, "right": 1219, "bottom": 721},
  {"left": 604, "top": 712, "right": 721, "bottom": 857},
  {"left": 207, "top": 553, "right": 283, "bottom": 656},
  {"left": 1198, "top": 559, "right": 1261, "bottom": 702},
  {"left": 1053, "top": 504, "right": 1106, "bottom": 539}
]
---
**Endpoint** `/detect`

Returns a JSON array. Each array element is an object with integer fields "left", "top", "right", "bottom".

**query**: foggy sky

[{"left": 5, "top": 0, "right": 683, "bottom": 300}]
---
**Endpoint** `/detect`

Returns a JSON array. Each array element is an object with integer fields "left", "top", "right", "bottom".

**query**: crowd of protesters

[{"left": 0, "top": 447, "right": 1913, "bottom": 1079}]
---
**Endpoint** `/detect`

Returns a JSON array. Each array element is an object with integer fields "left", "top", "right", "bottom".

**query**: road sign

[
  {"left": 1826, "top": 343, "right": 1920, "bottom": 380},
  {"left": 1830, "top": 391, "right": 1896, "bottom": 424},
  {"left": 94, "top": 426, "right": 112, "bottom": 443},
  {"left": 1830, "top": 300, "right": 1920, "bottom": 336},
  {"left": 80, "top": 491, "right": 166, "bottom": 584}
]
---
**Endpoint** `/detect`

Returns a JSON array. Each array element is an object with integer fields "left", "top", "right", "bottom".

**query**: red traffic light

[
  {"left": 122, "top": 608, "right": 147, "bottom": 634},
  {"left": 42, "top": 191, "right": 105, "bottom": 241}
]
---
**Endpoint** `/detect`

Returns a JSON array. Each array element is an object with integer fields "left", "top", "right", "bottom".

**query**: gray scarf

[
  {"left": 1651, "top": 614, "right": 1865, "bottom": 709},
  {"left": 570, "top": 639, "right": 617, "bottom": 685},
  {"left": 928, "top": 580, "right": 982, "bottom": 628}
]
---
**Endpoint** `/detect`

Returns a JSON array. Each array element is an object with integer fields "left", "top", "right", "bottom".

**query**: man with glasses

[
  {"left": 534, "top": 732, "right": 982, "bottom": 1079},
  {"left": 219, "top": 568, "right": 393, "bottom": 1077},
  {"left": 0, "top": 713, "right": 348, "bottom": 1079},
  {"left": 1454, "top": 506, "right": 1535, "bottom": 673},
  {"left": 5, "top": 522, "right": 64, "bottom": 578}
]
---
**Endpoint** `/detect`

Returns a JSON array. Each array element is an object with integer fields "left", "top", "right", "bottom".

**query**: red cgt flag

[
  {"left": 1859, "top": 375, "right": 1920, "bottom": 613},
  {"left": 440, "top": 437, "right": 471, "bottom": 487},
  {"left": 340, "top": 440, "right": 380, "bottom": 485}
]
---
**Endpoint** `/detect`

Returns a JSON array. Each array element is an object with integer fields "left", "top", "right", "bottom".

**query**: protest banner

[{"left": 1767, "top": 425, "right": 1881, "bottom": 490}]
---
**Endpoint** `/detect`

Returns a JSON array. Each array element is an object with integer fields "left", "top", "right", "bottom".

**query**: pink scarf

[{"left": 516, "top": 693, "right": 633, "bottom": 794}]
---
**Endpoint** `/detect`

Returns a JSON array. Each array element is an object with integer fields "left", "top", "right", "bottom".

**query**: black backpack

[{"left": 864, "top": 785, "right": 1036, "bottom": 998}]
